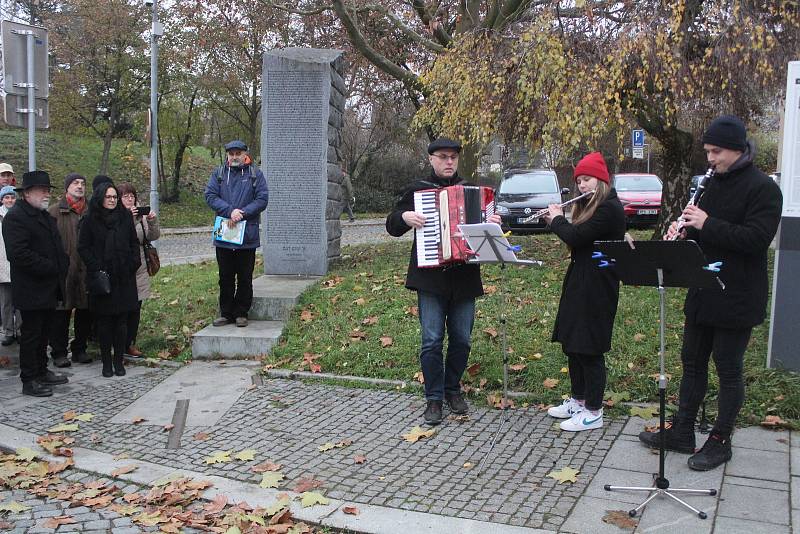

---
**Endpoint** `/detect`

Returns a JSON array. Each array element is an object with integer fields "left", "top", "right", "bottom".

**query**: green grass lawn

[
  {"left": 256, "top": 233, "right": 799, "bottom": 428},
  {"left": 0, "top": 127, "right": 215, "bottom": 228}
]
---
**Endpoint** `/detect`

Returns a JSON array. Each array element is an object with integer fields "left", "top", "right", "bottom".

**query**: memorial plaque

[{"left": 261, "top": 48, "right": 344, "bottom": 276}]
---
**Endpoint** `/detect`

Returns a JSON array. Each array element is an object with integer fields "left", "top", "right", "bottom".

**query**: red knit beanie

[{"left": 573, "top": 152, "right": 609, "bottom": 184}]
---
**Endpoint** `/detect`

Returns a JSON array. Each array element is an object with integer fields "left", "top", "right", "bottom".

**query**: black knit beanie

[
  {"left": 64, "top": 172, "right": 85, "bottom": 191},
  {"left": 701, "top": 115, "right": 747, "bottom": 151}
]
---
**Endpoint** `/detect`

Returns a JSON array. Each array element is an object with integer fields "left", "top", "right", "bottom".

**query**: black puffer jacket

[
  {"left": 683, "top": 144, "right": 782, "bottom": 328},
  {"left": 385, "top": 172, "right": 483, "bottom": 300},
  {"left": 77, "top": 183, "right": 141, "bottom": 316},
  {"left": 550, "top": 189, "right": 626, "bottom": 354}
]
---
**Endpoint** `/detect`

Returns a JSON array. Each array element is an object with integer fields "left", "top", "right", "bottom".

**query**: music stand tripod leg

[
  {"left": 477, "top": 232, "right": 511, "bottom": 474},
  {"left": 604, "top": 268, "right": 715, "bottom": 519}
]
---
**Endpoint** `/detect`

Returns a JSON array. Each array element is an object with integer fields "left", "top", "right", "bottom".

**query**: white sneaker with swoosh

[{"left": 560, "top": 408, "right": 603, "bottom": 432}]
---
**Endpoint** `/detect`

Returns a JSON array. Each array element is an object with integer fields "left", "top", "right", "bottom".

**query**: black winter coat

[
  {"left": 684, "top": 148, "right": 782, "bottom": 328},
  {"left": 77, "top": 185, "right": 141, "bottom": 316},
  {"left": 550, "top": 189, "right": 626, "bottom": 355},
  {"left": 386, "top": 172, "right": 483, "bottom": 300},
  {"left": 1, "top": 199, "right": 69, "bottom": 310}
]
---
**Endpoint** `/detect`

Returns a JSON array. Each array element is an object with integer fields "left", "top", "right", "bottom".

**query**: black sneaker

[
  {"left": 40, "top": 370, "right": 69, "bottom": 385},
  {"left": 71, "top": 351, "right": 93, "bottom": 364},
  {"left": 638, "top": 420, "right": 696, "bottom": 454},
  {"left": 22, "top": 380, "right": 53, "bottom": 397},
  {"left": 688, "top": 434, "right": 732, "bottom": 471},
  {"left": 423, "top": 400, "right": 443, "bottom": 425},
  {"left": 1, "top": 335, "right": 15, "bottom": 346},
  {"left": 445, "top": 393, "right": 469, "bottom": 415},
  {"left": 52, "top": 355, "right": 71, "bottom": 368}
]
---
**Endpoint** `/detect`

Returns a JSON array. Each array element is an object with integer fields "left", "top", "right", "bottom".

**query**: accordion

[{"left": 413, "top": 185, "right": 495, "bottom": 268}]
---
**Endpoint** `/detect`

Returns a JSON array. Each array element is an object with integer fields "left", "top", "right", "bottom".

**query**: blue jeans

[{"left": 417, "top": 291, "right": 475, "bottom": 401}]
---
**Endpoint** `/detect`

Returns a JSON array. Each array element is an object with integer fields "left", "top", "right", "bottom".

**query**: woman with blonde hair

[{"left": 542, "top": 152, "right": 626, "bottom": 431}]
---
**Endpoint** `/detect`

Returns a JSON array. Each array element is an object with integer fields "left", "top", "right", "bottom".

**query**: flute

[
  {"left": 669, "top": 166, "right": 715, "bottom": 240},
  {"left": 520, "top": 190, "right": 595, "bottom": 223}
]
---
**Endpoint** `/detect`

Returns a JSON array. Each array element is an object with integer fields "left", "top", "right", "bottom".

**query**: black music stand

[
  {"left": 594, "top": 239, "right": 721, "bottom": 519},
  {"left": 459, "top": 223, "right": 541, "bottom": 473}
]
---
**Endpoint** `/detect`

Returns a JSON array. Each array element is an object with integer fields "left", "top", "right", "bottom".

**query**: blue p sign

[{"left": 632, "top": 129, "right": 645, "bottom": 148}]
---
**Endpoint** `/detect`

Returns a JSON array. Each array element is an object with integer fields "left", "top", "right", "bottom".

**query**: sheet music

[{"left": 458, "top": 223, "right": 541, "bottom": 265}]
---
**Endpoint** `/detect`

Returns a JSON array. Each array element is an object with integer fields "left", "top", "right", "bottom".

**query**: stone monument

[{"left": 261, "top": 48, "right": 345, "bottom": 276}]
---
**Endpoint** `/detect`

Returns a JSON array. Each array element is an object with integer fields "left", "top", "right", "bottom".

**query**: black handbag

[
  {"left": 140, "top": 220, "right": 160, "bottom": 276},
  {"left": 87, "top": 270, "right": 111, "bottom": 296}
]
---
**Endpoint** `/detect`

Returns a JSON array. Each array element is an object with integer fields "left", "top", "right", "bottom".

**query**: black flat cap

[
  {"left": 224, "top": 140, "right": 248, "bottom": 152},
  {"left": 15, "top": 170, "right": 54, "bottom": 191},
  {"left": 427, "top": 137, "right": 462, "bottom": 154}
]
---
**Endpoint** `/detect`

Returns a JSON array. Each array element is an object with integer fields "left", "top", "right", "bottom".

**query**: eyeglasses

[
  {"left": 431, "top": 153, "right": 459, "bottom": 162},
  {"left": 121, "top": 193, "right": 136, "bottom": 200},
  {"left": 105, "top": 195, "right": 118, "bottom": 200}
]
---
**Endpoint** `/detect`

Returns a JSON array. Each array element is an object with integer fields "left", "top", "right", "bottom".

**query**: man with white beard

[{"left": 1, "top": 171, "right": 70, "bottom": 397}]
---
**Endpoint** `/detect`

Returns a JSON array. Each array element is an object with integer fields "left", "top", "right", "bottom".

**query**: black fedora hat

[{"left": 15, "top": 170, "right": 55, "bottom": 192}]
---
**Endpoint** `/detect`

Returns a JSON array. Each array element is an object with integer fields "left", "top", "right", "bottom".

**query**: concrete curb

[
  {"left": 0, "top": 423, "right": 548, "bottom": 534},
  {"left": 159, "top": 218, "right": 385, "bottom": 236}
]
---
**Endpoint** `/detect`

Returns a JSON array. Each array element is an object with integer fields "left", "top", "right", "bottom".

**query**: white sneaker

[
  {"left": 560, "top": 408, "right": 603, "bottom": 432},
  {"left": 547, "top": 397, "right": 584, "bottom": 419}
]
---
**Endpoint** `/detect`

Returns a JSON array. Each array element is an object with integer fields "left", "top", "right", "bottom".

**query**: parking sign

[{"left": 632, "top": 129, "right": 645, "bottom": 148}]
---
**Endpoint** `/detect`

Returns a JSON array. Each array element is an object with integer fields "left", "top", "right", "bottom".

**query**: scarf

[{"left": 66, "top": 195, "right": 86, "bottom": 215}]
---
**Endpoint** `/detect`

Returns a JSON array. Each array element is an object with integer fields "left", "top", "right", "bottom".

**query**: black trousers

[
  {"left": 96, "top": 313, "right": 127, "bottom": 360},
  {"left": 49, "top": 308, "right": 93, "bottom": 358},
  {"left": 216, "top": 247, "right": 256, "bottom": 319},
  {"left": 19, "top": 309, "right": 55, "bottom": 383},
  {"left": 126, "top": 301, "right": 142, "bottom": 347},
  {"left": 677, "top": 320, "right": 752, "bottom": 438},
  {"left": 566, "top": 351, "right": 607, "bottom": 411}
]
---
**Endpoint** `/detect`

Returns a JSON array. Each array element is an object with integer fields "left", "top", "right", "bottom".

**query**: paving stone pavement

[{"left": 2, "top": 345, "right": 797, "bottom": 533}]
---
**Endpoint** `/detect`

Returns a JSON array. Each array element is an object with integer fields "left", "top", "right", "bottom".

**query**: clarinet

[
  {"left": 670, "top": 166, "right": 715, "bottom": 240},
  {"left": 521, "top": 190, "right": 595, "bottom": 224}
]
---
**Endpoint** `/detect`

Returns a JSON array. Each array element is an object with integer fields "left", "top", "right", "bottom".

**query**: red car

[{"left": 612, "top": 173, "right": 662, "bottom": 226}]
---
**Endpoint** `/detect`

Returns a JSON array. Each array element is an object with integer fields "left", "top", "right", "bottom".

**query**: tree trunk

[
  {"left": 458, "top": 144, "right": 480, "bottom": 182},
  {"left": 652, "top": 126, "right": 694, "bottom": 239},
  {"left": 99, "top": 126, "right": 114, "bottom": 175}
]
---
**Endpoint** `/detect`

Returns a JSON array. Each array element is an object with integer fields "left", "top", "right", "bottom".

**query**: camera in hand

[{"left": 138, "top": 206, "right": 151, "bottom": 216}]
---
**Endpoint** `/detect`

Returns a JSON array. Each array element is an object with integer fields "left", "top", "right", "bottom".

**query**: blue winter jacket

[{"left": 204, "top": 164, "right": 269, "bottom": 249}]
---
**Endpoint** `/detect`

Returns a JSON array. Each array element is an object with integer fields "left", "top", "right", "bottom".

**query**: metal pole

[
  {"left": 646, "top": 144, "right": 651, "bottom": 174},
  {"left": 149, "top": 0, "right": 160, "bottom": 214},
  {"left": 26, "top": 30, "right": 35, "bottom": 171}
]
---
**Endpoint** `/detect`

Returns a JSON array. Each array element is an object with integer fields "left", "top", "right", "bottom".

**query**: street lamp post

[{"left": 148, "top": 0, "right": 163, "bottom": 215}]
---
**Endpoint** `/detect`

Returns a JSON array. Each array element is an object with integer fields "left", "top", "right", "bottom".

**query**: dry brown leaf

[
  {"left": 62, "top": 410, "right": 77, "bottom": 421},
  {"left": 294, "top": 477, "right": 324, "bottom": 493},
  {"left": 380, "top": 336, "right": 393, "bottom": 348},
  {"left": 193, "top": 432, "right": 211, "bottom": 441},
  {"left": 353, "top": 297, "right": 366, "bottom": 306},
  {"left": 405, "top": 305, "right": 419, "bottom": 317},
  {"left": 252, "top": 461, "right": 283, "bottom": 473},
  {"left": 47, "top": 458, "right": 74, "bottom": 474},
  {"left": 633, "top": 333, "right": 646, "bottom": 342},
  {"left": 761, "top": 415, "right": 789, "bottom": 428},
  {"left": 349, "top": 329, "right": 367, "bottom": 340},
  {"left": 41, "top": 515, "right": 76, "bottom": 529},
  {"left": 602, "top": 510, "right": 639, "bottom": 530},
  {"left": 203, "top": 494, "right": 228, "bottom": 514},
  {"left": 543, "top": 378, "right": 559, "bottom": 389},
  {"left": 483, "top": 327, "right": 498, "bottom": 339},
  {"left": 487, "top": 394, "right": 515, "bottom": 409},
  {"left": 402, "top": 426, "right": 436, "bottom": 443},
  {"left": 111, "top": 465, "right": 138, "bottom": 477},
  {"left": 343, "top": 505, "right": 360, "bottom": 515},
  {"left": 131, "top": 417, "right": 146, "bottom": 424},
  {"left": 509, "top": 362, "right": 527, "bottom": 371},
  {"left": 300, "top": 309, "right": 314, "bottom": 322},
  {"left": 162, "top": 424, "right": 175, "bottom": 432},
  {"left": 361, "top": 315, "right": 378, "bottom": 326},
  {"left": 466, "top": 363, "right": 481, "bottom": 377},
  {"left": 413, "top": 371, "right": 425, "bottom": 384},
  {"left": 0, "top": 356, "right": 10, "bottom": 367},
  {"left": 353, "top": 455, "right": 366, "bottom": 464}
]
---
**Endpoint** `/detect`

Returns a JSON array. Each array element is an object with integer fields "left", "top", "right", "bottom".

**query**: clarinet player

[
  {"left": 386, "top": 138, "right": 501, "bottom": 426},
  {"left": 639, "top": 115, "right": 782, "bottom": 470}
]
